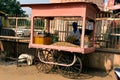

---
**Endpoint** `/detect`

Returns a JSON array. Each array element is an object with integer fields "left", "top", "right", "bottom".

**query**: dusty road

[{"left": 0, "top": 62, "right": 117, "bottom": 80}]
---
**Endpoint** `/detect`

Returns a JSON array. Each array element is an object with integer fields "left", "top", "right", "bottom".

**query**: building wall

[
  {"left": 2, "top": 40, "right": 120, "bottom": 71},
  {"left": 2, "top": 41, "right": 36, "bottom": 58},
  {"left": 85, "top": 51, "right": 120, "bottom": 71},
  {"left": 50, "top": 0, "right": 104, "bottom": 10}
]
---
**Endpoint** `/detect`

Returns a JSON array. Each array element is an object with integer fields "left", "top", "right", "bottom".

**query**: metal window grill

[
  {"left": 95, "top": 18, "right": 120, "bottom": 49},
  {"left": 33, "top": 16, "right": 94, "bottom": 48},
  {"left": 33, "top": 17, "right": 83, "bottom": 42}
]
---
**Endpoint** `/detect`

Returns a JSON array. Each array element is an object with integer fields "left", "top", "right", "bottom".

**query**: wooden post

[
  {"left": 81, "top": 17, "right": 86, "bottom": 48},
  {"left": 15, "top": 17, "right": 18, "bottom": 37},
  {"left": 44, "top": 18, "right": 50, "bottom": 33},
  {"left": 0, "top": 41, "right": 4, "bottom": 51},
  {"left": 30, "top": 16, "right": 34, "bottom": 44}
]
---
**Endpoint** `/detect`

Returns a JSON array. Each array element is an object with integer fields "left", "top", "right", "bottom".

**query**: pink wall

[{"left": 31, "top": 4, "right": 86, "bottom": 17}]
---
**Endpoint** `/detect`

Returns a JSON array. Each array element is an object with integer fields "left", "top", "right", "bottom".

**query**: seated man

[{"left": 66, "top": 22, "right": 81, "bottom": 45}]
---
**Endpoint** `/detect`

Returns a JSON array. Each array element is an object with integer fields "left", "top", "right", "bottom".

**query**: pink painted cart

[{"left": 22, "top": 2, "right": 99, "bottom": 78}]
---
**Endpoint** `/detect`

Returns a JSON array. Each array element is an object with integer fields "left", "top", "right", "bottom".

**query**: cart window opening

[
  {"left": 34, "top": 17, "right": 85, "bottom": 45},
  {"left": 85, "top": 20, "right": 94, "bottom": 48},
  {"left": 33, "top": 17, "right": 94, "bottom": 48}
]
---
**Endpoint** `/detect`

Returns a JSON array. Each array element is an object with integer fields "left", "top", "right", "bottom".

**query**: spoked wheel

[
  {"left": 57, "top": 53, "right": 82, "bottom": 79},
  {"left": 36, "top": 49, "right": 54, "bottom": 73}
]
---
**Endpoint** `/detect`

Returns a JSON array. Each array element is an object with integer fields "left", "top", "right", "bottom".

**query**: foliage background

[{"left": 0, "top": 0, "right": 26, "bottom": 16}]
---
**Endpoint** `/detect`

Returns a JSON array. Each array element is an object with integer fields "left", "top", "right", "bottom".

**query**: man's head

[
  {"left": 72, "top": 22, "right": 78, "bottom": 32},
  {"left": 72, "top": 22, "right": 78, "bottom": 28}
]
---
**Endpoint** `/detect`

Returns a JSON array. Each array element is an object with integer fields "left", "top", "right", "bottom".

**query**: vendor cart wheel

[
  {"left": 57, "top": 53, "right": 82, "bottom": 79},
  {"left": 36, "top": 49, "right": 54, "bottom": 73}
]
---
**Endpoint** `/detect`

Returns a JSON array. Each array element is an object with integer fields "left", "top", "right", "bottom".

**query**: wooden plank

[
  {"left": 96, "top": 48, "right": 120, "bottom": 53},
  {"left": 8, "top": 17, "right": 30, "bottom": 20},
  {"left": 96, "top": 18, "right": 120, "bottom": 20},
  {"left": 96, "top": 18, "right": 108, "bottom": 20},
  {"left": 55, "top": 17, "right": 82, "bottom": 21},
  {"left": 0, "top": 36, "right": 30, "bottom": 43},
  {"left": 0, "top": 36, "right": 29, "bottom": 39},
  {"left": 110, "top": 34, "right": 120, "bottom": 36}
]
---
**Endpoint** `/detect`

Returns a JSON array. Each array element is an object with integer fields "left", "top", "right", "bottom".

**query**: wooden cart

[{"left": 22, "top": 2, "right": 100, "bottom": 79}]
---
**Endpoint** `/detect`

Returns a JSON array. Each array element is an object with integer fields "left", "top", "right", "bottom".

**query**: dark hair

[{"left": 72, "top": 22, "right": 77, "bottom": 27}]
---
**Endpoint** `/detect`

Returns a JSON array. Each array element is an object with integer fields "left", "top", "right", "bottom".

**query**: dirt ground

[{"left": 0, "top": 62, "right": 118, "bottom": 80}]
